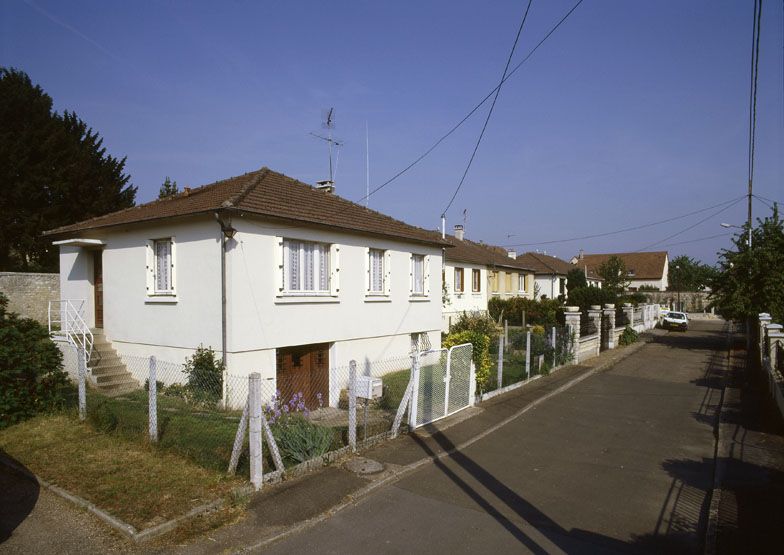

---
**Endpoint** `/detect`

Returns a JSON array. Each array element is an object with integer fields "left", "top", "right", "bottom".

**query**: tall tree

[
  {"left": 0, "top": 68, "right": 136, "bottom": 271},
  {"left": 158, "top": 176, "right": 178, "bottom": 198},
  {"left": 710, "top": 205, "right": 784, "bottom": 323},
  {"left": 597, "top": 255, "right": 630, "bottom": 294},
  {"left": 668, "top": 255, "right": 717, "bottom": 292},
  {"left": 566, "top": 267, "right": 587, "bottom": 291}
]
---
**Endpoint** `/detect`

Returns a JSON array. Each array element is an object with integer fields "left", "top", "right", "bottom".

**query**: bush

[
  {"left": 443, "top": 330, "right": 491, "bottom": 392},
  {"left": 0, "top": 293, "right": 68, "bottom": 428},
  {"left": 566, "top": 286, "right": 617, "bottom": 312},
  {"left": 270, "top": 414, "right": 334, "bottom": 465},
  {"left": 619, "top": 326, "right": 639, "bottom": 346},
  {"left": 449, "top": 311, "right": 499, "bottom": 340},
  {"left": 183, "top": 345, "right": 224, "bottom": 404},
  {"left": 488, "top": 297, "right": 562, "bottom": 327}
]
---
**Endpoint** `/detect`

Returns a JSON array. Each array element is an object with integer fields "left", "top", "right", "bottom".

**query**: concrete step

[
  {"left": 89, "top": 353, "right": 122, "bottom": 367},
  {"left": 94, "top": 374, "right": 139, "bottom": 388},
  {"left": 99, "top": 382, "right": 141, "bottom": 397},
  {"left": 93, "top": 368, "right": 133, "bottom": 383}
]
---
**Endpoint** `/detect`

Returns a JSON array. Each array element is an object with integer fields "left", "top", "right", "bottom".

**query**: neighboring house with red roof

[
  {"left": 44, "top": 167, "right": 448, "bottom": 406},
  {"left": 442, "top": 225, "right": 535, "bottom": 331},
  {"left": 515, "top": 252, "right": 575, "bottom": 300},
  {"left": 570, "top": 251, "right": 669, "bottom": 291}
]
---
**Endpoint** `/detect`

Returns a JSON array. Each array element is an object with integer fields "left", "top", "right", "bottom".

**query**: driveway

[{"left": 262, "top": 320, "right": 726, "bottom": 554}]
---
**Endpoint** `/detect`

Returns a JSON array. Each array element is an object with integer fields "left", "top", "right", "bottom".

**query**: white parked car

[{"left": 662, "top": 311, "right": 689, "bottom": 332}]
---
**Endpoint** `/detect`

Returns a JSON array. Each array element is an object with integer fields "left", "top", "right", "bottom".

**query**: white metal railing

[{"left": 48, "top": 300, "right": 93, "bottom": 362}]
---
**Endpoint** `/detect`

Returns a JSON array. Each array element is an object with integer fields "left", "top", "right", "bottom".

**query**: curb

[
  {"left": 239, "top": 334, "right": 657, "bottom": 553},
  {"left": 0, "top": 454, "right": 224, "bottom": 543}
]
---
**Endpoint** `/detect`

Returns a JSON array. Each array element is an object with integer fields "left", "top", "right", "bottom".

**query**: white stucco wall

[
  {"left": 534, "top": 275, "right": 565, "bottom": 300},
  {"left": 224, "top": 218, "right": 443, "bottom": 380},
  {"left": 442, "top": 261, "right": 488, "bottom": 331}
]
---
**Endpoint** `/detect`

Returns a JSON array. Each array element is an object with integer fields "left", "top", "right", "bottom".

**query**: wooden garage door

[{"left": 276, "top": 343, "right": 329, "bottom": 408}]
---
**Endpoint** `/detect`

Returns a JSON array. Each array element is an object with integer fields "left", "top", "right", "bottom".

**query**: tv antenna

[{"left": 310, "top": 107, "right": 343, "bottom": 192}]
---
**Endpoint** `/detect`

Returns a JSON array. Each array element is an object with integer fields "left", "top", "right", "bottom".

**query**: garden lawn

[{"left": 0, "top": 413, "right": 242, "bottom": 530}]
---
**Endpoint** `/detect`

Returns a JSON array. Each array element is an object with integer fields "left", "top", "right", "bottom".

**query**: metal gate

[{"left": 411, "top": 343, "right": 474, "bottom": 428}]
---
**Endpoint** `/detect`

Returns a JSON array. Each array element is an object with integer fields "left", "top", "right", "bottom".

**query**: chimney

[
  {"left": 183, "top": 187, "right": 191, "bottom": 195},
  {"left": 507, "top": 249, "right": 516, "bottom": 259},
  {"left": 315, "top": 180, "right": 335, "bottom": 193},
  {"left": 454, "top": 224, "right": 464, "bottom": 241}
]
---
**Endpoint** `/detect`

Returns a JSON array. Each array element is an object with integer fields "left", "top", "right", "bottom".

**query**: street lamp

[
  {"left": 721, "top": 222, "right": 751, "bottom": 247},
  {"left": 674, "top": 264, "right": 681, "bottom": 312}
]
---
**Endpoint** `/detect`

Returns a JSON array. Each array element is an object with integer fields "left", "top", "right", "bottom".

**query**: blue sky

[{"left": 2, "top": 0, "right": 782, "bottom": 264}]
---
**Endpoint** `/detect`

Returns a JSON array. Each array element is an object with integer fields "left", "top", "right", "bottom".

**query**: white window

[
  {"left": 368, "top": 248, "right": 385, "bottom": 294},
  {"left": 518, "top": 274, "right": 525, "bottom": 292},
  {"left": 283, "top": 239, "right": 330, "bottom": 293},
  {"left": 411, "top": 254, "right": 425, "bottom": 295},
  {"left": 146, "top": 238, "right": 175, "bottom": 296},
  {"left": 454, "top": 267, "right": 464, "bottom": 293}
]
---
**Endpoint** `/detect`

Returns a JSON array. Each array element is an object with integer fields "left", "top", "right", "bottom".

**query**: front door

[
  {"left": 276, "top": 343, "right": 329, "bottom": 409},
  {"left": 93, "top": 250, "right": 103, "bottom": 329}
]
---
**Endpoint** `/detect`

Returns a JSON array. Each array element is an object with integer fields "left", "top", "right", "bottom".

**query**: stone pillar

[
  {"left": 588, "top": 305, "right": 602, "bottom": 356},
  {"left": 623, "top": 303, "right": 634, "bottom": 329},
  {"left": 766, "top": 324, "right": 783, "bottom": 363},
  {"left": 768, "top": 328, "right": 783, "bottom": 370},
  {"left": 603, "top": 304, "right": 616, "bottom": 349},
  {"left": 759, "top": 313, "right": 772, "bottom": 366},
  {"left": 564, "top": 306, "right": 581, "bottom": 364}
]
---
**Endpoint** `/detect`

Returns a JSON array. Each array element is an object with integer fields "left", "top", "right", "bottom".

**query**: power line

[
  {"left": 753, "top": 193, "right": 782, "bottom": 207},
  {"left": 355, "top": 0, "right": 585, "bottom": 204},
  {"left": 634, "top": 197, "right": 746, "bottom": 252},
  {"left": 501, "top": 195, "right": 745, "bottom": 248},
  {"left": 441, "top": 0, "right": 533, "bottom": 217},
  {"left": 658, "top": 232, "right": 733, "bottom": 249},
  {"left": 746, "top": 0, "right": 763, "bottom": 246}
]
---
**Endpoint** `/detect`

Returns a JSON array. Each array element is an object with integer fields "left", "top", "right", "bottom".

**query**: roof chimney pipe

[
  {"left": 507, "top": 249, "right": 516, "bottom": 259},
  {"left": 454, "top": 224, "right": 464, "bottom": 241}
]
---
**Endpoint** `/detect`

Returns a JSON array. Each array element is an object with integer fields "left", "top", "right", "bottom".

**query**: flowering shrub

[{"left": 263, "top": 391, "right": 332, "bottom": 465}]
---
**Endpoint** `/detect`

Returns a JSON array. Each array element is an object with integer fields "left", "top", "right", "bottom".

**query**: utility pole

[{"left": 747, "top": 178, "right": 753, "bottom": 248}]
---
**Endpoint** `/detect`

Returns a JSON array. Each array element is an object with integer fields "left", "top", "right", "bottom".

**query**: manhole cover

[{"left": 345, "top": 457, "right": 384, "bottom": 475}]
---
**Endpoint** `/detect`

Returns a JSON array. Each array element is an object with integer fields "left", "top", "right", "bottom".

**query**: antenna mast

[{"left": 310, "top": 107, "right": 343, "bottom": 192}]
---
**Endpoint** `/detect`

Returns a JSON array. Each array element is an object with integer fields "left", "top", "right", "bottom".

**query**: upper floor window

[
  {"left": 518, "top": 274, "right": 525, "bottom": 292},
  {"left": 472, "top": 269, "right": 481, "bottom": 292},
  {"left": 146, "top": 238, "right": 176, "bottom": 297},
  {"left": 411, "top": 254, "right": 427, "bottom": 296},
  {"left": 454, "top": 267, "right": 464, "bottom": 293},
  {"left": 284, "top": 239, "right": 329, "bottom": 293},
  {"left": 368, "top": 248, "right": 386, "bottom": 294},
  {"left": 505, "top": 272, "right": 512, "bottom": 292}
]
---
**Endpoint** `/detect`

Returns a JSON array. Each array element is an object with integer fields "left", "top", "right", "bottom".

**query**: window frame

[
  {"left": 366, "top": 248, "right": 390, "bottom": 297},
  {"left": 409, "top": 253, "right": 429, "bottom": 298},
  {"left": 280, "top": 238, "right": 334, "bottom": 296},
  {"left": 472, "top": 269, "right": 481, "bottom": 293},
  {"left": 454, "top": 267, "right": 464, "bottom": 294},
  {"left": 146, "top": 237, "right": 176, "bottom": 298}
]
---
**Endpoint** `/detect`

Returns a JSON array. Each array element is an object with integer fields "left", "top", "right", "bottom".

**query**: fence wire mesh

[{"left": 79, "top": 350, "right": 417, "bottom": 478}]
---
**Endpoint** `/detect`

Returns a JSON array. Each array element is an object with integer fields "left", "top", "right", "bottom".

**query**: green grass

[
  {"left": 0, "top": 413, "right": 242, "bottom": 530},
  {"left": 379, "top": 369, "right": 411, "bottom": 410}
]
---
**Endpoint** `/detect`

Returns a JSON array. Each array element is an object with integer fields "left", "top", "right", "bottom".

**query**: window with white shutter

[
  {"left": 282, "top": 239, "right": 331, "bottom": 294},
  {"left": 368, "top": 248, "right": 385, "bottom": 294},
  {"left": 411, "top": 254, "right": 425, "bottom": 296},
  {"left": 153, "top": 238, "right": 174, "bottom": 294}
]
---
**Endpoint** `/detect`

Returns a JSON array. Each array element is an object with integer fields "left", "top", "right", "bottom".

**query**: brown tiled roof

[
  {"left": 574, "top": 251, "right": 668, "bottom": 280},
  {"left": 516, "top": 252, "right": 574, "bottom": 276},
  {"left": 444, "top": 236, "right": 535, "bottom": 272},
  {"left": 44, "top": 167, "right": 449, "bottom": 247}
]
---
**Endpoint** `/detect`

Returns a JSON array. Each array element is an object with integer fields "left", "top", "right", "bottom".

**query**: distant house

[
  {"left": 44, "top": 167, "right": 448, "bottom": 406},
  {"left": 570, "top": 251, "right": 669, "bottom": 291},
  {"left": 442, "top": 225, "right": 535, "bottom": 331},
  {"left": 515, "top": 252, "right": 575, "bottom": 300}
]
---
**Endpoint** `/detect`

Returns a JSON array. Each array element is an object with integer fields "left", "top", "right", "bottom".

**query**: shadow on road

[{"left": 0, "top": 451, "right": 40, "bottom": 543}]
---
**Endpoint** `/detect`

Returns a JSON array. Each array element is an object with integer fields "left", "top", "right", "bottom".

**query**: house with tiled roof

[
  {"left": 570, "top": 251, "right": 669, "bottom": 291},
  {"left": 442, "top": 225, "right": 535, "bottom": 331},
  {"left": 45, "top": 167, "right": 448, "bottom": 406},
  {"left": 515, "top": 252, "right": 574, "bottom": 300}
]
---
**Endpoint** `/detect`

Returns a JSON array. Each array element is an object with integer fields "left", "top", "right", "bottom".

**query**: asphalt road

[{"left": 262, "top": 320, "right": 726, "bottom": 554}]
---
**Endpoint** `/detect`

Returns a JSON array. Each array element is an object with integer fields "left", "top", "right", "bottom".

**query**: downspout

[{"left": 215, "top": 213, "right": 228, "bottom": 367}]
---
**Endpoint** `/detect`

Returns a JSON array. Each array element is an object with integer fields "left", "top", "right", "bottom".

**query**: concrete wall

[
  {"left": 642, "top": 290, "right": 712, "bottom": 312},
  {"left": 443, "top": 261, "right": 488, "bottom": 331},
  {"left": 0, "top": 272, "right": 60, "bottom": 324}
]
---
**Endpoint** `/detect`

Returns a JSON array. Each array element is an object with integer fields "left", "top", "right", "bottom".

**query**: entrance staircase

[{"left": 88, "top": 330, "right": 140, "bottom": 396}]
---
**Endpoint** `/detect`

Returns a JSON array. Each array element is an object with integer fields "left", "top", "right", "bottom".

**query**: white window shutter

[
  {"left": 424, "top": 255, "right": 431, "bottom": 296},
  {"left": 169, "top": 237, "right": 177, "bottom": 295},
  {"left": 384, "top": 250, "right": 392, "bottom": 295},
  {"left": 330, "top": 244, "right": 340, "bottom": 296},
  {"left": 365, "top": 247, "right": 371, "bottom": 292},
  {"left": 145, "top": 241, "right": 154, "bottom": 294},
  {"left": 274, "top": 237, "right": 284, "bottom": 292},
  {"left": 408, "top": 253, "right": 414, "bottom": 294}
]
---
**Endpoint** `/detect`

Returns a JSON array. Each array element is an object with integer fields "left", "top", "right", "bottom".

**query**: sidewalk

[
  {"left": 708, "top": 340, "right": 784, "bottom": 554},
  {"left": 180, "top": 332, "right": 663, "bottom": 554}
]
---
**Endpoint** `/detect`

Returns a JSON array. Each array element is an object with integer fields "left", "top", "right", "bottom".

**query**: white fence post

[
  {"left": 444, "top": 348, "right": 452, "bottom": 418},
  {"left": 348, "top": 360, "right": 357, "bottom": 451},
  {"left": 248, "top": 373, "right": 263, "bottom": 490},
  {"left": 77, "top": 347, "right": 86, "bottom": 421},
  {"left": 504, "top": 320, "right": 509, "bottom": 351},
  {"left": 148, "top": 356, "right": 158, "bottom": 442},
  {"left": 525, "top": 331, "right": 531, "bottom": 380},
  {"left": 408, "top": 350, "right": 420, "bottom": 429},
  {"left": 469, "top": 361, "right": 477, "bottom": 406},
  {"left": 551, "top": 326, "right": 557, "bottom": 369},
  {"left": 497, "top": 335, "right": 504, "bottom": 388}
]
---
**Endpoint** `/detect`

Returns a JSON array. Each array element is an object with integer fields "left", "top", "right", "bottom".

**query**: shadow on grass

[{"left": 0, "top": 451, "right": 40, "bottom": 543}]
